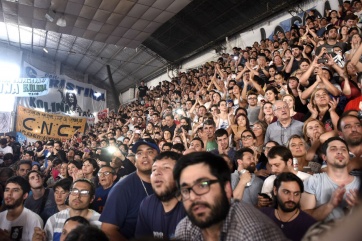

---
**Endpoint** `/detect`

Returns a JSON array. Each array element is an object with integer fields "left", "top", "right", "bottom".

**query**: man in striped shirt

[{"left": 44, "top": 178, "right": 101, "bottom": 241}]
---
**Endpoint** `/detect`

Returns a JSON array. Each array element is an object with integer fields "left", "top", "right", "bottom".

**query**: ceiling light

[
  {"left": 45, "top": 10, "right": 56, "bottom": 22},
  {"left": 56, "top": 17, "right": 66, "bottom": 27},
  {"left": 43, "top": 48, "right": 48, "bottom": 53}
]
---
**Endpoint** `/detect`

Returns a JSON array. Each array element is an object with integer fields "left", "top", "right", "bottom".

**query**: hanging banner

[
  {"left": 16, "top": 106, "right": 87, "bottom": 141},
  {"left": 0, "top": 112, "right": 11, "bottom": 134},
  {"left": 0, "top": 78, "right": 49, "bottom": 96},
  {"left": 19, "top": 62, "right": 107, "bottom": 117}
]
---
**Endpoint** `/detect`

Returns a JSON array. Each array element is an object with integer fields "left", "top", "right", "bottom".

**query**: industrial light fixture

[
  {"left": 56, "top": 16, "right": 66, "bottom": 27},
  {"left": 43, "top": 48, "right": 48, "bottom": 53},
  {"left": 45, "top": 10, "right": 56, "bottom": 22}
]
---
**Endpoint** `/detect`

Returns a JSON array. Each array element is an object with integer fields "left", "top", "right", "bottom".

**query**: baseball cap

[{"left": 131, "top": 139, "right": 160, "bottom": 154}]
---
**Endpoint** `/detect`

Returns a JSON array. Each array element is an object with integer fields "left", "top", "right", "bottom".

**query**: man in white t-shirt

[
  {"left": 0, "top": 176, "right": 43, "bottom": 241},
  {"left": 0, "top": 138, "right": 13, "bottom": 165},
  {"left": 258, "top": 146, "right": 310, "bottom": 207}
]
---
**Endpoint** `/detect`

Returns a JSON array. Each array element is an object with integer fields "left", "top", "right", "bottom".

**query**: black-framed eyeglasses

[
  {"left": 241, "top": 135, "right": 253, "bottom": 140},
  {"left": 97, "top": 171, "right": 114, "bottom": 177},
  {"left": 180, "top": 179, "right": 219, "bottom": 201},
  {"left": 70, "top": 188, "right": 90, "bottom": 197}
]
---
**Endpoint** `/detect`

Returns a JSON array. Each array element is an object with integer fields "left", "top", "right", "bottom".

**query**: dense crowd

[{"left": 1, "top": 2, "right": 362, "bottom": 241}]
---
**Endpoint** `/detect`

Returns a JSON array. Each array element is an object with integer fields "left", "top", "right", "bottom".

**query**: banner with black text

[
  {"left": 19, "top": 62, "right": 107, "bottom": 117},
  {"left": 16, "top": 106, "right": 86, "bottom": 141}
]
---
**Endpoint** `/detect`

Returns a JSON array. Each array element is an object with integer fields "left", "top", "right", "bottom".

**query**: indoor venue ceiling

[{"left": 0, "top": 0, "right": 302, "bottom": 93}]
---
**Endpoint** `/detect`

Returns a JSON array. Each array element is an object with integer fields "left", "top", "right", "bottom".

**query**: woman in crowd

[
  {"left": 67, "top": 160, "right": 83, "bottom": 181},
  {"left": 282, "top": 94, "right": 305, "bottom": 121},
  {"left": 286, "top": 76, "right": 307, "bottom": 112},
  {"left": 305, "top": 88, "right": 341, "bottom": 131},
  {"left": 240, "top": 129, "right": 259, "bottom": 157},
  {"left": 258, "top": 101, "right": 275, "bottom": 125},
  {"left": 252, "top": 120, "right": 268, "bottom": 154},
  {"left": 144, "top": 122, "right": 155, "bottom": 137},
  {"left": 163, "top": 130, "right": 173, "bottom": 143},
  {"left": 82, "top": 158, "right": 99, "bottom": 184},
  {"left": 264, "top": 86, "right": 278, "bottom": 104},
  {"left": 267, "top": 65, "right": 278, "bottom": 86},
  {"left": 231, "top": 113, "right": 250, "bottom": 145},
  {"left": 272, "top": 55, "right": 285, "bottom": 73},
  {"left": 345, "top": 33, "right": 361, "bottom": 61},
  {"left": 59, "top": 162, "right": 69, "bottom": 179},
  {"left": 302, "top": 118, "right": 326, "bottom": 171}
]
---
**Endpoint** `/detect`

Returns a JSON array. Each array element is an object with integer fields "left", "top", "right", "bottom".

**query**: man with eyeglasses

[
  {"left": 100, "top": 140, "right": 158, "bottom": 241},
  {"left": 337, "top": 114, "right": 362, "bottom": 175},
  {"left": 245, "top": 91, "right": 260, "bottom": 125},
  {"left": 44, "top": 178, "right": 101, "bottom": 241},
  {"left": 91, "top": 166, "right": 117, "bottom": 214},
  {"left": 264, "top": 100, "right": 304, "bottom": 146},
  {"left": 174, "top": 152, "right": 287, "bottom": 241},
  {"left": 135, "top": 151, "right": 186, "bottom": 239}
]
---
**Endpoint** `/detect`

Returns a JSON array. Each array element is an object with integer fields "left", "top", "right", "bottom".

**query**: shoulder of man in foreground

[{"left": 175, "top": 201, "right": 287, "bottom": 241}]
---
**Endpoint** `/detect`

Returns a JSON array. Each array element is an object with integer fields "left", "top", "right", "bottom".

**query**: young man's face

[
  {"left": 179, "top": 163, "right": 231, "bottom": 229},
  {"left": 273, "top": 181, "right": 301, "bottom": 212},
  {"left": 4, "top": 182, "right": 28, "bottom": 209}
]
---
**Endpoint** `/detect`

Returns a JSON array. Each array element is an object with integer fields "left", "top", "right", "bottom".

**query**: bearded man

[{"left": 135, "top": 151, "right": 186, "bottom": 239}]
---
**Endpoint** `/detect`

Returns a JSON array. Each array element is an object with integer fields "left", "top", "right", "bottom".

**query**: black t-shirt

[{"left": 138, "top": 86, "right": 149, "bottom": 97}]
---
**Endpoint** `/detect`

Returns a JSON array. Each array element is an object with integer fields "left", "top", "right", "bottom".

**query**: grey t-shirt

[
  {"left": 247, "top": 106, "right": 260, "bottom": 125},
  {"left": 303, "top": 172, "right": 360, "bottom": 221},
  {"left": 231, "top": 171, "right": 263, "bottom": 206},
  {"left": 24, "top": 188, "right": 57, "bottom": 223}
]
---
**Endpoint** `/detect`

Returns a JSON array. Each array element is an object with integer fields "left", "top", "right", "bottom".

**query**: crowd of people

[{"left": 1, "top": 1, "right": 362, "bottom": 241}]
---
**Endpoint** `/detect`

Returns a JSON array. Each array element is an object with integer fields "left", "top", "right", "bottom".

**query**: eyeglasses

[
  {"left": 241, "top": 135, "right": 253, "bottom": 140},
  {"left": 274, "top": 105, "right": 288, "bottom": 111},
  {"left": 180, "top": 179, "right": 219, "bottom": 201},
  {"left": 248, "top": 97, "right": 257, "bottom": 100},
  {"left": 70, "top": 188, "right": 90, "bottom": 197},
  {"left": 97, "top": 171, "right": 114, "bottom": 177}
]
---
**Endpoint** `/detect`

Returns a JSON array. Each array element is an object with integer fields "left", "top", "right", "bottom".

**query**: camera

[{"left": 317, "top": 58, "right": 328, "bottom": 64}]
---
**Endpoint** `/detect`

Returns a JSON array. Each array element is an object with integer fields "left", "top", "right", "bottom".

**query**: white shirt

[
  {"left": 261, "top": 171, "right": 311, "bottom": 197},
  {"left": 0, "top": 207, "right": 43, "bottom": 241}
]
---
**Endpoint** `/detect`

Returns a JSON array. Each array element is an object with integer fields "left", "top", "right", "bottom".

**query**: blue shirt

[
  {"left": 99, "top": 172, "right": 154, "bottom": 239},
  {"left": 135, "top": 194, "right": 186, "bottom": 239}
]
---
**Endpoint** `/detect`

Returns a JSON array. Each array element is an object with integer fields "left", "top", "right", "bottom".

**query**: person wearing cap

[{"left": 100, "top": 139, "right": 159, "bottom": 241}]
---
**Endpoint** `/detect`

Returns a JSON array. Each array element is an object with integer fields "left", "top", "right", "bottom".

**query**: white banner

[
  {"left": 0, "top": 78, "right": 49, "bottom": 96},
  {"left": 0, "top": 112, "right": 11, "bottom": 133},
  {"left": 19, "top": 62, "right": 107, "bottom": 117}
]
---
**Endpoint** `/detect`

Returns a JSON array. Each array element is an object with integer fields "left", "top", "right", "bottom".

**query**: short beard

[
  {"left": 5, "top": 198, "right": 24, "bottom": 210},
  {"left": 276, "top": 195, "right": 299, "bottom": 212},
  {"left": 245, "top": 164, "right": 256, "bottom": 173},
  {"left": 186, "top": 189, "right": 230, "bottom": 229},
  {"left": 154, "top": 185, "right": 178, "bottom": 202}
]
